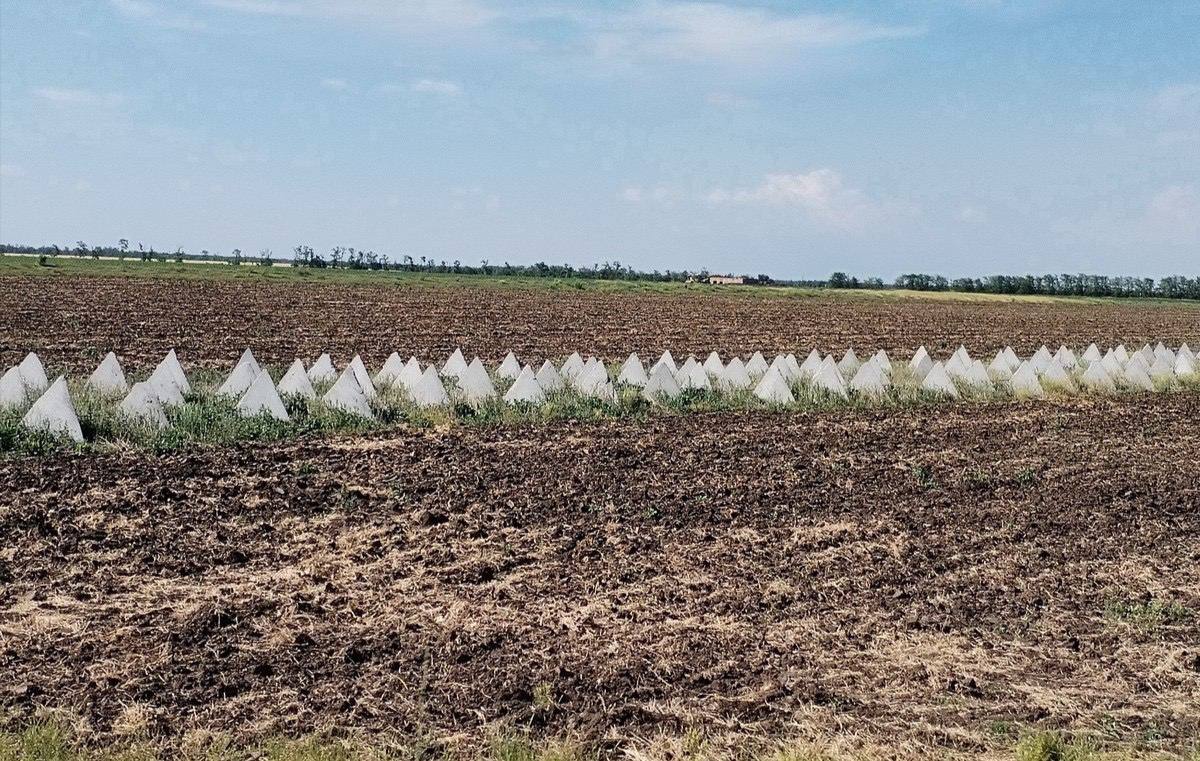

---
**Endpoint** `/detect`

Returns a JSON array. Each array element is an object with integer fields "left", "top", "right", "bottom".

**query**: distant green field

[{"left": 2, "top": 254, "right": 1193, "bottom": 308}]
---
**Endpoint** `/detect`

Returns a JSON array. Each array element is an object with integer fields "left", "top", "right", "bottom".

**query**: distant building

[{"left": 707, "top": 275, "right": 746, "bottom": 285}]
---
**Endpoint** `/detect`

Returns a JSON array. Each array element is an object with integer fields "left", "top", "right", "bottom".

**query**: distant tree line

[
  {"left": 2, "top": 241, "right": 1196, "bottom": 299},
  {"left": 830, "top": 271, "right": 1199, "bottom": 300}
]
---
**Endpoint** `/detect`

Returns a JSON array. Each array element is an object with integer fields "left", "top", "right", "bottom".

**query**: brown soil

[
  {"left": 4, "top": 272, "right": 1199, "bottom": 372},
  {"left": 2, "top": 395, "right": 1198, "bottom": 755}
]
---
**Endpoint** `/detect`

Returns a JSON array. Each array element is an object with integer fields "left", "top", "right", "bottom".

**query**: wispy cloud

[
  {"left": 588, "top": 3, "right": 924, "bottom": 64},
  {"left": 320, "top": 77, "right": 351, "bottom": 91},
  {"left": 110, "top": 0, "right": 207, "bottom": 30},
  {"left": 34, "top": 87, "right": 125, "bottom": 106},
  {"left": 0, "top": 164, "right": 26, "bottom": 179},
  {"left": 411, "top": 78, "right": 462, "bottom": 96},
  {"left": 203, "top": 0, "right": 498, "bottom": 31},
  {"left": 707, "top": 169, "right": 917, "bottom": 230}
]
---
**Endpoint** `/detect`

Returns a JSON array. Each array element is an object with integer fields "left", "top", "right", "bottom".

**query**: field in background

[
  {"left": 7, "top": 254, "right": 1196, "bottom": 305},
  {"left": 4, "top": 256, "right": 1198, "bottom": 374}
]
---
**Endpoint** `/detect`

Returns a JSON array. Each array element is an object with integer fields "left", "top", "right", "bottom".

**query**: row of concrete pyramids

[{"left": 4, "top": 341, "right": 1196, "bottom": 441}]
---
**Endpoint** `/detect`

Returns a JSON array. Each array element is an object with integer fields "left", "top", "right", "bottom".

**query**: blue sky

[{"left": 1, "top": 1, "right": 1197, "bottom": 279}]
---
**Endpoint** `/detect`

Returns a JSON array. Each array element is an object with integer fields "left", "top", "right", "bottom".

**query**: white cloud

[
  {"left": 203, "top": 0, "right": 498, "bottom": 31},
  {"left": 590, "top": 3, "right": 924, "bottom": 64},
  {"left": 1055, "top": 183, "right": 1200, "bottom": 247},
  {"left": 320, "top": 77, "right": 350, "bottom": 91},
  {"left": 707, "top": 169, "right": 915, "bottom": 230},
  {"left": 110, "top": 0, "right": 206, "bottom": 30},
  {"left": 1151, "top": 83, "right": 1200, "bottom": 119},
  {"left": 1145, "top": 184, "right": 1200, "bottom": 242},
  {"left": 620, "top": 185, "right": 682, "bottom": 206},
  {"left": 0, "top": 164, "right": 26, "bottom": 178},
  {"left": 411, "top": 78, "right": 462, "bottom": 96},
  {"left": 34, "top": 87, "right": 125, "bottom": 106},
  {"left": 705, "top": 91, "right": 754, "bottom": 108},
  {"left": 958, "top": 204, "right": 988, "bottom": 222}
]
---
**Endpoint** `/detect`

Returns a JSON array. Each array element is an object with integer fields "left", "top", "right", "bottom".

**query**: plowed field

[
  {"left": 3, "top": 395, "right": 1198, "bottom": 756},
  {"left": 4, "top": 268, "right": 1198, "bottom": 372}
]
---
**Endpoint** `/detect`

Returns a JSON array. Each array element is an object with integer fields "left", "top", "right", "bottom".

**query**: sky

[{"left": 0, "top": 1, "right": 1198, "bottom": 279}]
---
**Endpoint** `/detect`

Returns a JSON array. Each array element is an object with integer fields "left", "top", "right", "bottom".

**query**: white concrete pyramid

[
  {"left": 1137, "top": 345, "right": 1155, "bottom": 366},
  {"left": 159, "top": 349, "right": 191, "bottom": 394},
  {"left": 1113, "top": 344, "right": 1129, "bottom": 364},
  {"left": 441, "top": 348, "right": 468, "bottom": 379},
  {"left": 718, "top": 357, "right": 752, "bottom": 390},
  {"left": 1125, "top": 352, "right": 1151, "bottom": 375},
  {"left": 235, "top": 347, "right": 261, "bottom": 376},
  {"left": 909, "top": 347, "right": 933, "bottom": 380},
  {"left": 745, "top": 351, "right": 769, "bottom": 378},
  {"left": 965, "top": 359, "right": 994, "bottom": 390},
  {"left": 811, "top": 361, "right": 848, "bottom": 399},
  {"left": 397, "top": 357, "right": 423, "bottom": 391},
  {"left": 1148, "top": 355, "right": 1175, "bottom": 383},
  {"left": 702, "top": 351, "right": 725, "bottom": 376},
  {"left": 1002, "top": 346, "right": 1021, "bottom": 370},
  {"left": 675, "top": 358, "right": 711, "bottom": 390},
  {"left": 1153, "top": 343, "right": 1175, "bottom": 365},
  {"left": 86, "top": 352, "right": 128, "bottom": 396},
  {"left": 374, "top": 352, "right": 406, "bottom": 386},
  {"left": 1100, "top": 350, "right": 1123, "bottom": 378},
  {"left": 1081, "top": 362, "right": 1116, "bottom": 392},
  {"left": 349, "top": 355, "right": 377, "bottom": 399},
  {"left": 497, "top": 351, "right": 522, "bottom": 380},
  {"left": 753, "top": 366, "right": 794, "bottom": 404},
  {"left": 576, "top": 360, "right": 612, "bottom": 396},
  {"left": 457, "top": 358, "right": 498, "bottom": 405},
  {"left": 1029, "top": 348, "right": 1051, "bottom": 374},
  {"left": 1174, "top": 353, "right": 1196, "bottom": 379},
  {"left": 945, "top": 353, "right": 970, "bottom": 380},
  {"left": 1009, "top": 362, "right": 1044, "bottom": 397},
  {"left": 651, "top": 350, "right": 678, "bottom": 376},
  {"left": 920, "top": 361, "right": 959, "bottom": 398},
  {"left": 21, "top": 377, "right": 83, "bottom": 442},
  {"left": 217, "top": 360, "right": 259, "bottom": 398},
  {"left": 1081, "top": 343, "right": 1102, "bottom": 363},
  {"left": 799, "top": 349, "right": 823, "bottom": 379},
  {"left": 642, "top": 363, "right": 682, "bottom": 401},
  {"left": 307, "top": 353, "right": 337, "bottom": 384},
  {"left": 573, "top": 357, "right": 600, "bottom": 391},
  {"left": 561, "top": 352, "right": 585, "bottom": 379},
  {"left": 278, "top": 359, "right": 316, "bottom": 398},
  {"left": 1178, "top": 343, "right": 1193, "bottom": 362},
  {"left": 536, "top": 360, "right": 564, "bottom": 392},
  {"left": 617, "top": 354, "right": 648, "bottom": 386},
  {"left": 849, "top": 361, "right": 889, "bottom": 397},
  {"left": 237, "top": 371, "right": 289, "bottom": 421},
  {"left": 952, "top": 345, "right": 972, "bottom": 367},
  {"left": 768, "top": 354, "right": 796, "bottom": 384},
  {"left": 503, "top": 366, "right": 545, "bottom": 404},
  {"left": 119, "top": 381, "right": 168, "bottom": 428},
  {"left": 836, "top": 348, "right": 860, "bottom": 377},
  {"left": 17, "top": 353, "right": 49, "bottom": 394},
  {"left": 322, "top": 368, "right": 374, "bottom": 418},
  {"left": 785, "top": 353, "right": 802, "bottom": 378},
  {"left": 1122, "top": 360, "right": 1155, "bottom": 391},
  {"left": 988, "top": 353, "right": 1013, "bottom": 380},
  {"left": 1041, "top": 360, "right": 1075, "bottom": 391},
  {"left": 1054, "top": 346, "right": 1077, "bottom": 369},
  {"left": 0, "top": 366, "right": 27, "bottom": 409},
  {"left": 147, "top": 364, "right": 185, "bottom": 407},
  {"left": 409, "top": 366, "right": 450, "bottom": 407},
  {"left": 873, "top": 350, "right": 892, "bottom": 373}
]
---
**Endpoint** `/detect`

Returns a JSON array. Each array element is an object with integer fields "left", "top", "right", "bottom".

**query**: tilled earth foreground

[
  {"left": 4, "top": 272, "right": 1200, "bottom": 372},
  {"left": 2, "top": 395, "right": 1199, "bottom": 756}
]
